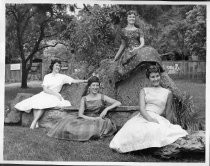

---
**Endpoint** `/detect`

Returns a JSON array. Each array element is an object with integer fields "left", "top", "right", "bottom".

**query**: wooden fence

[
  {"left": 162, "top": 61, "right": 206, "bottom": 81},
  {"left": 5, "top": 61, "right": 206, "bottom": 83},
  {"left": 5, "top": 62, "right": 42, "bottom": 83},
  {"left": 5, "top": 64, "right": 22, "bottom": 83}
]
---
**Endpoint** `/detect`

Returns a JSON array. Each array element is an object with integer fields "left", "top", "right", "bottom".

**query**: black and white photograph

[{"left": 2, "top": 0, "right": 209, "bottom": 165}]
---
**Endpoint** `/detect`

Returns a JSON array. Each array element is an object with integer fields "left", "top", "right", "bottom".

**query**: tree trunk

[{"left": 21, "top": 61, "right": 29, "bottom": 88}]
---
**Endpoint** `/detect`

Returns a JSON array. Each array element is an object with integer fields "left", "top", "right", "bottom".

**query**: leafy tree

[
  {"left": 184, "top": 5, "right": 206, "bottom": 60},
  {"left": 62, "top": 4, "right": 160, "bottom": 68},
  {"left": 62, "top": 4, "right": 118, "bottom": 68},
  {"left": 6, "top": 4, "right": 73, "bottom": 88},
  {"left": 58, "top": 4, "right": 206, "bottom": 72},
  {"left": 155, "top": 6, "right": 194, "bottom": 59}
]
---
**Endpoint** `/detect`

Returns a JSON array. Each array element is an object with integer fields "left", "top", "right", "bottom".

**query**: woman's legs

[{"left": 30, "top": 109, "right": 44, "bottom": 129}]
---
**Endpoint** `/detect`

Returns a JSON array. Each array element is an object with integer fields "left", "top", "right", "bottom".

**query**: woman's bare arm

[
  {"left": 164, "top": 91, "right": 173, "bottom": 122},
  {"left": 72, "top": 79, "right": 88, "bottom": 84},
  {"left": 114, "top": 39, "right": 126, "bottom": 61},
  {"left": 99, "top": 95, "right": 121, "bottom": 118},
  {"left": 131, "top": 37, "right": 145, "bottom": 51}
]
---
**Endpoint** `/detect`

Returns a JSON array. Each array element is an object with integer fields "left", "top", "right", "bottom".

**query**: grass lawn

[
  {"left": 4, "top": 79, "right": 206, "bottom": 162},
  {"left": 4, "top": 81, "right": 42, "bottom": 106},
  {"left": 174, "top": 79, "right": 206, "bottom": 114}
]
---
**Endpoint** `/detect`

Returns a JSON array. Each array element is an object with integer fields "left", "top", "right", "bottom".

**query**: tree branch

[
  {"left": 21, "top": 11, "right": 36, "bottom": 36},
  {"left": 45, "top": 32, "right": 58, "bottom": 38},
  {"left": 38, "top": 42, "right": 61, "bottom": 51},
  {"left": 7, "top": 7, "right": 18, "bottom": 21},
  {"left": 26, "top": 23, "right": 45, "bottom": 62},
  {"left": 83, "top": 4, "right": 90, "bottom": 13}
]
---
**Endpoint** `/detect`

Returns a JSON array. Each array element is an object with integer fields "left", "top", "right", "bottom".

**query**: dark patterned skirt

[
  {"left": 121, "top": 46, "right": 161, "bottom": 65},
  {"left": 47, "top": 115, "right": 117, "bottom": 141}
]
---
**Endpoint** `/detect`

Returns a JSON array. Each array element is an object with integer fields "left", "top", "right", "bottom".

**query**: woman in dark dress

[
  {"left": 47, "top": 76, "right": 121, "bottom": 141},
  {"left": 113, "top": 10, "right": 145, "bottom": 66}
]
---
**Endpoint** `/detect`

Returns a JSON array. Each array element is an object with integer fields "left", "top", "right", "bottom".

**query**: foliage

[
  {"left": 6, "top": 4, "right": 73, "bottom": 87},
  {"left": 61, "top": 5, "right": 119, "bottom": 68},
  {"left": 184, "top": 5, "right": 206, "bottom": 60},
  {"left": 43, "top": 43, "right": 72, "bottom": 60},
  {"left": 155, "top": 5, "right": 206, "bottom": 60},
  {"left": 6, "top": 4, "right": 206, "bottom": 86},
  {"left": 155, "top": 6, "right": 193, "bottom": 57},
  {"left": 62, "top": 4, "right": 206, "bottom": 67},
  {"left": 62, "top": 4, "right": 159, "bottom": 68}
]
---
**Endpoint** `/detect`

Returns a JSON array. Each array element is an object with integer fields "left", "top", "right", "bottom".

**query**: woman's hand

[
  {"left": 130, "top": 46, "right": 142, "bottom": 53},
  {"left": 129, "top": 47, "right": 137, "bottom": 53},
  {"left": 56, "top": 93, "right": 63, "bottom": 101},
  {"left": 100, "top": 109, "right": 108, "bottom": 118},
  {"left": 149, "top": 118, "right": 159, "bottom": 124}
]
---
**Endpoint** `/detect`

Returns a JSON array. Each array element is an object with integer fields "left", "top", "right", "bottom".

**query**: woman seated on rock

[
  {"left": 15, "top": 59, "right": 87, "bottom": 129},
  {"left": 47, "top": 76, "right": 122, "bottom": 141},
  {"left": 109, "top": 65, "right": 188, "bottom": 153},
  {"left": 113, "top": 10, "right": 145, "bottom": 67}
]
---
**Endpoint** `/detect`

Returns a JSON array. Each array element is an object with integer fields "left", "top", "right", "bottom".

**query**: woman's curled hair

[
  {"left": 126, "top": 10, "right": 138, "bottom": 17},
  {"left": 49, "top": 59, "right": 61, "bottom": 72},
  {"left": 146, "top": 65, "right": 162, "bottom": 79},
  {"left": 82, "top": 76, "right": 100, "bottom": 97}
]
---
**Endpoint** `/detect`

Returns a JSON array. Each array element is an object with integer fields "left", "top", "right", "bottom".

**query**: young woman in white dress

[
  {"left": 109, "top": 65, "right": 188, "bottom": 153},
  {"left": 15, "top": 59, "right": 87, "bottom": 129}
]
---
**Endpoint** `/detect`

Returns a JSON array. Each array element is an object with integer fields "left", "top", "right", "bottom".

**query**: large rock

[
  {"left": 95, "top": 46, "right": 162, "bottom": 99},
  {"left": 20, "top": 83, "right": 86, "bottom": 128},
  {"left": 116, "top": 65, "right": 150, "bottom": 105},
  {"left": 4, "top": 93, "right": 34, "bottom": 124},
  {"left": 60, "top": 83, "right": 87, "bottom": 109},
  {"left": 95, "top": 46, "right": 204, "bottom": 131},
  {"left": 21, "top": 109, "right": 77, "bottom": 129},
  {"left": 153, "top": 130, "right": 205, "bottom": 159}
]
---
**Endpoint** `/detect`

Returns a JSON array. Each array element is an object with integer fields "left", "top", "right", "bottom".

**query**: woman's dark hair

[
  {"left": 49, "top": 59, "right": 61, "bottom": 72},
  {"left": 126, "top": 10, "right": 138, "bottom": 17},
  {"left": 126, "top": 10, "right": 139, "bottom": 28},
  {"left": 82, "top": 76, "right": 100, "bottom": 97},
  {"left": 146, "top": 65, "right": 162, "bottom": 79}
]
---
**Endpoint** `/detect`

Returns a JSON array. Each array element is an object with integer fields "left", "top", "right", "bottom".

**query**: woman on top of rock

[
  {"left": 113, "top": 10, "right": 145, "bottom": 65},
  {"left": 113, "top": 10, "right": 163, "bottom": 75}
]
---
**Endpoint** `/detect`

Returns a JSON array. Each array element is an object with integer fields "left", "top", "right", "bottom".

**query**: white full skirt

[
  {"left": 109, "top": 111, "right": 188, "bottom": 153},
  {"left": 14, "top": 91, "right": 71, "bottom": 113}
]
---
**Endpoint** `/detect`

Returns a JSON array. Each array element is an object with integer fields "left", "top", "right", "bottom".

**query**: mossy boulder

[
  {"left": 154, "top": 130, "right": 205, "bottom": 159},
  {"left": 4, "top": 93, "right": 34, "bottom": 124}
]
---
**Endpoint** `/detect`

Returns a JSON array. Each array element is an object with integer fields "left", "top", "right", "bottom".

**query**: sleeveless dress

[
  {"left": 109, "top": 87, "right": 188, "bottom": 153},
  {"left": 47, "top": 94, "right": 117, "bottom": 141},
  {"left": 14, "top": 73, "right": 74, "bottom": 113}
]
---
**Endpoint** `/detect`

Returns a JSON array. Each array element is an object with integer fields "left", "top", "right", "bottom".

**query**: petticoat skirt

[
  {"left": 109, "top": 111, "right": 188, "bottom": 153},
  {"left": 14, "top": 91, "right": 71, "bottom": 113}
]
